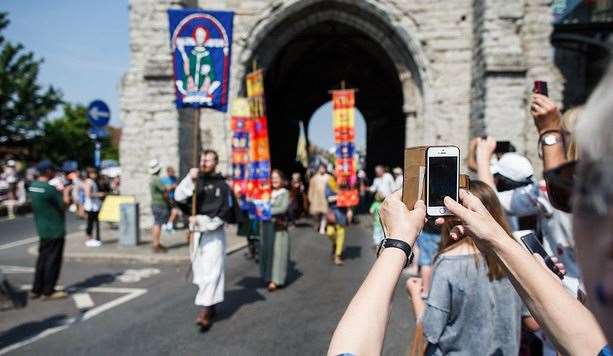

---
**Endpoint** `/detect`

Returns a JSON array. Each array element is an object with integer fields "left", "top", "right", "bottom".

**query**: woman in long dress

[
  {"left": 260, "top": 169, "right": 291, "bottom": 291},
  {"left": 308, "top": 164, "right": 330, "bottom": 234}
]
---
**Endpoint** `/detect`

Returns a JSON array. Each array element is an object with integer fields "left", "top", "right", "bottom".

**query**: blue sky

[
  {"left": 1, "top": 1, "right": 365, "bottom": 148},
  {"left": 2, "top": 0, "right": 129, "bottom": 126}
]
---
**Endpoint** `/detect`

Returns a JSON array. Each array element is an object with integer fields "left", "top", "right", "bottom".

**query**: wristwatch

[
  {"left": 541, "top": 132, "right": 561, "bottom": 146},
  {"left": 377, "top": 238, "right": 414, "bottom": 268},
  {"left": 538, "top": 130, "right": 563, "bottom": 158}
]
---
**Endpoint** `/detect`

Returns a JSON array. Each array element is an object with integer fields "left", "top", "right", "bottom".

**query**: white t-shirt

[{"left": 370, "top": 173, "right": 395, "bottom": 198}]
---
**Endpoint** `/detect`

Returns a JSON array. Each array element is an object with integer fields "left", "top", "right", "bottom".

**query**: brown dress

[{"left": 308, "top": 173, "right": 329, "bottom": 215}]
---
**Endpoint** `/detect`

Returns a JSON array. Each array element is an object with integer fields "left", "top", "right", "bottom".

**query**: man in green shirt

[
  {"left": 149, "top": 160, "right": 170, "bottom": 253},
  {"left": 29, "top": 160, "right": 70, "bottom": 300}
]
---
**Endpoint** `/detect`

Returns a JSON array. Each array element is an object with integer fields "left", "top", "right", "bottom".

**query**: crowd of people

[
  {"left": 328, "top": 66, "right": 613, "bottom": 355},
  {"left": 8, "top": 65, "right": 612, "bottom": 354}
]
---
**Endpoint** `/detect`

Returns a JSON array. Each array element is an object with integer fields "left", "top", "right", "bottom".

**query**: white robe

[{"left": 175, "top": 174, "right": 226, "bottom": 307}]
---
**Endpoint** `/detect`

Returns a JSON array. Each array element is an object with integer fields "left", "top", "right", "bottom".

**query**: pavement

[
  {"left": 0, "top": 215, "right": 416, "bottom": 355},
  {"left": 26, "top": 224, "right": 247, "bottom": 264}
]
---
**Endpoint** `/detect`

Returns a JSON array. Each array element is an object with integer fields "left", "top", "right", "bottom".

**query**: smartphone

[
  {"left": 520, "top": 232, "right": 564, "bottom": 280},
  {"left": 426, "top": 146, "right": 459, "bottom": 216},
  {"left": 533, "top": 80, "right": 548, "bottom": 97}
]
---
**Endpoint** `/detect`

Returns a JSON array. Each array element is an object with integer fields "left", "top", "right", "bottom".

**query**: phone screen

[
  {"left": 428, "top": 156, "right": 458, "bottom": 207},
  {"left": 521, "top": 233, "right": 548, "bottom": 259}
]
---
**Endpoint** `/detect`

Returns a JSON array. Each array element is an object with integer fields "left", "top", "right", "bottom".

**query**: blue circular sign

[{"left": 87, "top": 100, "right": 111, "bottom": 127}]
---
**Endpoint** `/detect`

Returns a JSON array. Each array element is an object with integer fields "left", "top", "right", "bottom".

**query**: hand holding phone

[
  {"left": 520, "top": 233, "right": 564, "bottom": 280},
  {"left": 426, "top": 146, "right": 459, "bottom": 217}
]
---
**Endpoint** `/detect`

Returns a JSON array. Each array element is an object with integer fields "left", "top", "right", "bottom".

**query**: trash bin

[{"left": 119, "top": 202, "right": 140, "bottom": 246}]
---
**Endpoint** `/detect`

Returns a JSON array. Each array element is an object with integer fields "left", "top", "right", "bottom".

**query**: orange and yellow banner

[
  {"left": 246, "top": 69, "right": 272, "bottom": 220},
  {"left": 332, "top": 89, "right": 359, "bottom": 207}
]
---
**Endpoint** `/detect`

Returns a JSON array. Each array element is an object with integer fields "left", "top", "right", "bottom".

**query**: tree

[
  {"left": 33, "top": 104, "right": 117, "bottom": 168},
  {"left": 0, "top": 12, "right": 63, "bottom": 145}
]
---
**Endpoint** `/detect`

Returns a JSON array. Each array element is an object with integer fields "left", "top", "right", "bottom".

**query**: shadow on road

[
  {"left": 69, "top": 273, "right": 119, "bottom": 290},
  {"left": 343, "top": 246, "right": 362, "bottom": 260},
  {"left": 0, "top": 314, "right": 68, "bottom": 349},
  {"left": 217, "top": 277, "right": 266, "bottom": 321}
]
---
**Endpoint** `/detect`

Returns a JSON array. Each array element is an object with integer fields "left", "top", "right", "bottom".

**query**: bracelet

[
  {"left": 537, "top": 129, "right": 564, "bottom": 159},
  {"left": 376, "top": 238, "right": 414, "bottom": 268}
]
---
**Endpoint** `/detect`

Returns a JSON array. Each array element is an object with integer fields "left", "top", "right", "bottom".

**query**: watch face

[{"left": 544, "top": 134, "right": 559, "bottom": 145}]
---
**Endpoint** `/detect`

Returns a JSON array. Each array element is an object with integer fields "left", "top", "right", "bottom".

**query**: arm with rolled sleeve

[{"left": 174, "top": 174, "right": 194, "bottom": 202}]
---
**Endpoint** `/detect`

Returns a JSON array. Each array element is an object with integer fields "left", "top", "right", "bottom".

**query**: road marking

[
  {"left": 0, "top": 265, "right": 35, "bottom": 273},
  {"left": 117, "top": 268, "right": 160, "bottom": 283},
  {"left": 0, "top": 237, "right": 38, "bottom": 251},
  {"left": 0, "top": 286, "right": 147, "bottom": 355},
  {"left": 72, "top": 293, "right": 94, "bottom": 309}
]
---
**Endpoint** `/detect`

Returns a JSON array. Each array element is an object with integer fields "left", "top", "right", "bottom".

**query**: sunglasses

[{"left": 544, "top": 160, "right": 577, "bottom": 213}]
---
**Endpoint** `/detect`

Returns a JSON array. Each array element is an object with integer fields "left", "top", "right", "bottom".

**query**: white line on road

[
  {"left": 0, "top": 237, "right": 38, "bottom": 251},
  {"left": 72, "top": 293, "right": 94, "bottom": 309},
  {"left": 0, "top": 286, "right": 147, "bottom": 355},
  {"left": 0, "top": 265, "right": 35, "bottom": 273}
]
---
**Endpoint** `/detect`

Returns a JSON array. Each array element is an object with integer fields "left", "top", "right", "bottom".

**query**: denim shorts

[
  {"left": 416, "top": 231, "right": 441, "bottom": 266},
  {"left": 151, "top": 204, "right": 169, "bottom": 226}
]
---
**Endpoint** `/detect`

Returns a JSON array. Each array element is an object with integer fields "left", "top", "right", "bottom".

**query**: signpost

[{"left": 87, "top": 100, "right": 111, "bottom": 169}]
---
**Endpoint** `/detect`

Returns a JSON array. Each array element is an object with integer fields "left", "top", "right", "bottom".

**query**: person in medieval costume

[{"left": 174, "top": 149, "right": 231, "bottom": 331}]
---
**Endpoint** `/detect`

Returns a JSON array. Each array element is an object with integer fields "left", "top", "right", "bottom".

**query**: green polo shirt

[
  {"left": 150, "top": 176, "right": 166, "bottom": 206},
  {"left": 28, "top": 180, "right": 65, "bottom": 239}
]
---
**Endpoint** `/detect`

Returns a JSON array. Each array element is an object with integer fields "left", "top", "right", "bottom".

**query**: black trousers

[
  {"left": 86, "top": 210, "right": 100, "bottom": 240},
  {"left": 32, "top": 238, "right": 65, "bottom": 296}
]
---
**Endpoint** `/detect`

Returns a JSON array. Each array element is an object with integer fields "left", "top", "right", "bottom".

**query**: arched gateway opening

[{"left": 240, "top": 0, "right": 426, "bottom": 176}]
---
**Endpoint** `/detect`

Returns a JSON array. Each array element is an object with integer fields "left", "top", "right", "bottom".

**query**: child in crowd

[{"left": 369, "top": 192, "right": 385, "bottom": 248}]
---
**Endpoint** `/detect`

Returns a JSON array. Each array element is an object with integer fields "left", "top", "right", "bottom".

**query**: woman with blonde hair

[{"left": 405, "top": 180, "right": 539, "bottom": 355}]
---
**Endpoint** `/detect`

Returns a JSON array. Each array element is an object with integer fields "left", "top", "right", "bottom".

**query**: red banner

[
  {"left": 246, "top": 69, "right": 272, "bottom": 220},
  {"left": 331, "top": 89, "right": 359, "bottom": 207}
]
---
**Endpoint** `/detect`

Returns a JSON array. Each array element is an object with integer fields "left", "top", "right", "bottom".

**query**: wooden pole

[
  {"left": 341, "top": 80, "right": 345, "bottom": 90},
  {"left": 191, "top": 108, "right": 200, "bottom": 218}
]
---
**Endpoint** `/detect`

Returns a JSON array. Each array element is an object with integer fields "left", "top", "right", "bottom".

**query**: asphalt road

[
  {"left": 0, "top": 218, "right": 416, "bottom": 355},
  {"left": 0, "top": 213, "right": 83, "bottom": 246}
]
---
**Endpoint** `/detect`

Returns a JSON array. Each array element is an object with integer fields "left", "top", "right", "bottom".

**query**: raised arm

[
  {"left": 530, "top": 94, "right": 567, "bottom": 171},
  {"left": 328, "top": 191, "right": 425, "bottom": 356},
  {"left": 442, "top": 190, "right": 607, "bottom": 355}
]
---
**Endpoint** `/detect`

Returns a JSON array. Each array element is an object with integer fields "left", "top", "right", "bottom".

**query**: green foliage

[
  {"left": 33, "top": 104, "right": 115, "bottom": 168},
  {"left": 0, "top": 12, "right": 63, "bottom": 145}
]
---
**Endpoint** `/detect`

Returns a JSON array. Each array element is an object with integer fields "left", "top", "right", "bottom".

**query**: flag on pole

[
  {"left": 168, "top": 9, "right": 234, "bottom": 111},
  {"left": 246, "top": 69, "right": 272, "bottom": 220},
  {"left": 332, "top": 89, "right": 359, "bottom": 207},
  {"left": 231, "top": 98, "right": 250, "bottom": 210}
]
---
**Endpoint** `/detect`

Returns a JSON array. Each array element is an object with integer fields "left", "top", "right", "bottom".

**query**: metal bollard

[{"left": 119, "top": 203, "right": 140, "bottom": 246}]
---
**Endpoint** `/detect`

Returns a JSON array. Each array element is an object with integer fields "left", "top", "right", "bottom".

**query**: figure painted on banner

[
  {"left": 174, "top": 149, "right": 231, "bottom": 331},
  {"left": 176, "top": 26, "right": 221, "bottom": 103},
  {"left": 325, "top": 176, "right": 348, "bottom": 266},
  {"left": 260, "top": 169, "right": 291, "bottom": 292},
  {"left": 308, "top": 164, "right": 331, "bottom": 235}
]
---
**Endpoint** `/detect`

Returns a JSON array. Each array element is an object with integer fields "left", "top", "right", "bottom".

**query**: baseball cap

[
  {"left": 392, "top": 167, "right": 402, "bottom": 175},
  {"left": 148, "top": 159, "right": 161, "bottom": 175},
  {"left": 35, "top": 160, "right": 56, "bottom": 173},
  {"left": 491, "top": 153, "right": 533, "bottom": 182}
]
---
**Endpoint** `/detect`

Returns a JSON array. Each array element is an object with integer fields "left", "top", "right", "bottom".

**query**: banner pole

[{"left": 191, "top": 108, "right": 200, "bottom": 218}]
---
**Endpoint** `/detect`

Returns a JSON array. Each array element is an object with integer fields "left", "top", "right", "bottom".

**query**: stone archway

[{"left": 235, "top": 0, "right": 430, "bottom": 174}]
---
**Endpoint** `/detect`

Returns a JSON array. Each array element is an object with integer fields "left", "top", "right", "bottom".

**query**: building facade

[{"left": 120, "top": 0, "right": 563, "bottom": 225}]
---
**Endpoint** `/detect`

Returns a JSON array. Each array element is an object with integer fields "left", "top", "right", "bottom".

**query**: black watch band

[{"left": 377, "top": 238, "right": 414, "bottom": 268}]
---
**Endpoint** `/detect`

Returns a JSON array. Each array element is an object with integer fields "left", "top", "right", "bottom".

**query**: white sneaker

[{"left": 85, "top": 239, "right": 102, "bottom": 247}]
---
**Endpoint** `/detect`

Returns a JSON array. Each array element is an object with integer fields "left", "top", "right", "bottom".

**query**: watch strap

[{"left": 377, "top": 238, "right": 414, "bottom": 268}]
